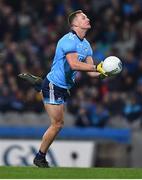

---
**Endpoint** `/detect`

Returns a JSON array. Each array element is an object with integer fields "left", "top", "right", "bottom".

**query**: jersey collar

[{"left": 71, "top": 30, "right": 84, "bottom": 41}]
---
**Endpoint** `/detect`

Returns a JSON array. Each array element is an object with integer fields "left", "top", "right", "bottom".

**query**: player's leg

[
  {"left": 40, "top": 103, "right": 64, "bottom": 152},
  {"left": 33, "top": 101, "right": 64, "bottom": 167},
  {"left": 33, "top": 78, "right": 69, "bottom": 167},
  {"left": 33, "top": 104, "right": 64, "bottom": 168},
  {"left": 18, "top": 73, "right": 43, "bottom": 92}
]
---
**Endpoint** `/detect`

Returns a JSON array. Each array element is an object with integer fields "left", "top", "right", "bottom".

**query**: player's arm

[
  {"left": 66, "top": 53, "right": 107, "bottom": 77},
  {"left": 66, "top": 53, "right": 100, "bottom": 76},
  {"left": 64, "top": 37, "right": 106, "bottom": 76}
]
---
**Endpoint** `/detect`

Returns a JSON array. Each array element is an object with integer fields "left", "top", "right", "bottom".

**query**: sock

[{"left": 36, "top": 150, "right": 46, "bottom": 159}]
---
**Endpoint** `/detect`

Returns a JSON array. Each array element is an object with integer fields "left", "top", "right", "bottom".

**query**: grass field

[{"left": 0, "top": 167, "right": 142, "bottom": 179}]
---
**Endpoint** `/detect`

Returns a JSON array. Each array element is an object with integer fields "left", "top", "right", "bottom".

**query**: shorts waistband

[{"left": 46, "top": 78, "right": 70, "bottom": 93}]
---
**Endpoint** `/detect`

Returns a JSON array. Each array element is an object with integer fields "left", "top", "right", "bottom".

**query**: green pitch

[{"left": 0, "top": 166, "right": 142, "bottom": 179}]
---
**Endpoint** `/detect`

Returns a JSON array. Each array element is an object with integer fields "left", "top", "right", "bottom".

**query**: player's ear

[
  {"left": 72, "top": 19, "right": 80, "bottom": 27},
  {"left": 72, "top": 23, "right": 79, "bottom": 27},
  {"left": 72, "top": 17, "right": 79, "bottom": 27}
]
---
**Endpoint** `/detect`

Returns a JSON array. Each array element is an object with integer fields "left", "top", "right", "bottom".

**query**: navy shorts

[{"left": 41, "top": 78, "right": 70, "bottom": 105}]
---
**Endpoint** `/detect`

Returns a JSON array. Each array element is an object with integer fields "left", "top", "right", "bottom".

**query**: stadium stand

[{"left": 0, "top": 0, "right": 142, "bottom": 128}]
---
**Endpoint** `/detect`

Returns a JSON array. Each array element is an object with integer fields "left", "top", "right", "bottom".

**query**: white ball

[{"left": 102, "top": 56, "right": 122, "bottom": 75}]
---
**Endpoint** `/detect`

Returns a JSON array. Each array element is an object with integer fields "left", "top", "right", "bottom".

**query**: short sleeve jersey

[{"left": 47, "top": 31, "right": 93, "bottom": 89}]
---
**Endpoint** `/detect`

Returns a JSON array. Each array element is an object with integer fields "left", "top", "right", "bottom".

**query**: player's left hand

[{"left": 96, "top": 62, "right": 108, "bottom": 77}]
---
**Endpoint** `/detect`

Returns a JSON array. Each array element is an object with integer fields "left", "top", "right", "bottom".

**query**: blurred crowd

[{"left": 0, "top": 0, "right": 142, "bottom": 127}]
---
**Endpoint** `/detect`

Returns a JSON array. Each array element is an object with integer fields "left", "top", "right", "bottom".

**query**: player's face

[{"left": 75, "top": 13, "right": 91, "bottom": 30}]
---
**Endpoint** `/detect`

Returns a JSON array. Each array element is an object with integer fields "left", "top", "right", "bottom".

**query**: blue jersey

[{"left": 47, "top": 31, "right": 93, "bottom": 89}]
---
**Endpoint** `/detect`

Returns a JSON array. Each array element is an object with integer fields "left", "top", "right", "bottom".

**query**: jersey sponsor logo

[
  {"left": 78, "top": 54, "right": 86, "bottom": 62},
  {"left": 77, "top": 44, "right": 83, "bottom": 49},
  {"left": 77, "top": 44, "right": 88, "bottom": 54}
]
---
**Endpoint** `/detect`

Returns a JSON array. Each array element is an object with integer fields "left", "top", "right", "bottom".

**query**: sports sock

[{"left": 36, "top": 150, "right": 46, "bottom": 159}]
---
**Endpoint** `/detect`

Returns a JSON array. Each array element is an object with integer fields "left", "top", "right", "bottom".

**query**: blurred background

[{"left": 0, "top": 0, "right": 142, "bottom": 167}]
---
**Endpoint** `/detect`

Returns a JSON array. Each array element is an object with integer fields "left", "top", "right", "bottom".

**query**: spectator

[{"left": 0, "top": 0, "right": 141, "bottom": 128}]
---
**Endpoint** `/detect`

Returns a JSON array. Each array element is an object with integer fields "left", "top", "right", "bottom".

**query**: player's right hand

[{"left": 96, "top": 62, "right": 108, "bottom": 77}]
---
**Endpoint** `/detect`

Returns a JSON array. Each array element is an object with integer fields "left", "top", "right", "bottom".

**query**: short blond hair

[{"left": 68, "top": 10, "right": 83, "bottom": 26}]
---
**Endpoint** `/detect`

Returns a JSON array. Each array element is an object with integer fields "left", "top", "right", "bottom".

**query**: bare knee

[{"left": 52, "top": 119, "right": 64, "bottom": 131}]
